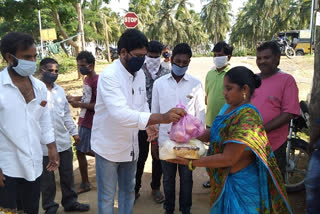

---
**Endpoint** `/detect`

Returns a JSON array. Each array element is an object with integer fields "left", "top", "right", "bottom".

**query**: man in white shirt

[
  {"left": 151, "top": 43, "right": 205, "bottom": 214},
  {"left": 91, "top": 29, "right": 186, "bottom": 214},
  {"left": 0, "top": 32, "right": 59, "bottom": 214},
  {"left": 39, "top": 58, "right": 90, "bottom": 214}
]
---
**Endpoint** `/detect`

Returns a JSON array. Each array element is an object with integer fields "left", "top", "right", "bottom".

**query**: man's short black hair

[
  {"left": 117, "top": 29, "right": 148, "bottom": 54},
  {"left": 172, "top": 43, "right": 192, "bottom": 60},
  {"left": 147, "top": 40, "right": 163, "bottom": 54},
  {"left": 213, "top": 41, "right": 233, "bottom": 56},
  {"left": 76, "top": 51, "right": 95, "bottom": 65},
  {"left": 40, "top": 58, "right": 58, "bottom": 67},
  {"left": 257, "top": 41, "right": 281, "bottom": 56},
  {"left": 0, "top": 32, "right": 35, "bottom": 61}
]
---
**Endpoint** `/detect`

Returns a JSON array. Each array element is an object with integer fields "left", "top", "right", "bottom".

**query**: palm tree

[{"left": 200, "top": 0, "right": 232, "bottom": 44}]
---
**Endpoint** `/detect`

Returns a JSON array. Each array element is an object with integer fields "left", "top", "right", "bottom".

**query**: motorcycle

[{"left": 275, "top": 38, "right": 296, "bottom": 59}]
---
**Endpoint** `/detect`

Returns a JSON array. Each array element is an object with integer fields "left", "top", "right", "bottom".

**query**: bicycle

[{"left": 285, "top": 101, "right": 310, "bottom": 192}]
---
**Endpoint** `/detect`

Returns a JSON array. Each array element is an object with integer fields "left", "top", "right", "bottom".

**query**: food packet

[
  {"left": 169, "top": 101, "right": 206, "bottom": 143},
  {"left": 159, "top": 139, "right": 206, "bottom": 160}
]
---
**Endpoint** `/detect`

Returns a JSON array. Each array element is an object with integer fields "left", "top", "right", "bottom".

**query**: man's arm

[
  {"left": 67, "top": 95, "right": 82, "bottom": 102},
  {"left": 99, "top": 73, "right": 186, "bottom": 130},
  {"left": 39, "top": 88, "right": 60, "bottom": 171},
  {"left": 69, "top": 101, "right": 95, "bottom": 111},
  {"left": 194, "top": 83, "right": 206, "bottom": 124},
  {"left": 264, "top": 112, "right": 295, "bottom": 133},
  {"left": 0, "top": 168, "right": 5, "bottom": 187},
  {"left": 265, "top": 75, "right": 300, "bottom": 133}
]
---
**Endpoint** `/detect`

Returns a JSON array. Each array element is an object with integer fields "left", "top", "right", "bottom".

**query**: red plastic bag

[{"left": 169, "top": 101, "right": 206, "bottom": 143}]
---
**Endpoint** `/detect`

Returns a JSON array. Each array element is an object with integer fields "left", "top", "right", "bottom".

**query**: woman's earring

[{"left": 243, "top": 93, "right": 247, "bottom": 100}]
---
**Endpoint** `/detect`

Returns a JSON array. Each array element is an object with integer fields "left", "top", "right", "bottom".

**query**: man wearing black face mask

[
  {"left": 67, "top": 51, "right": 98, "bottom": 195},
  {"left": 39, "top": 58, "right": 90, "bottom": 213},
  {"left": 91, "top": 29, "right": 187, "bottom": 214},
  {"left": 161, "top": 45, "right": 172, "bottom": 70}
]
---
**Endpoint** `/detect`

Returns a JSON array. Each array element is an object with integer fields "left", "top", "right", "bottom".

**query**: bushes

[{"left": 232, "top": 48, "right": 256, "bottom": 57}]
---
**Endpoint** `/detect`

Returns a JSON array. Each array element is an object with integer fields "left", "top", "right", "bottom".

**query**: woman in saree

[{"left": 168, "top": 66, "right": 292, "bottom": 213}]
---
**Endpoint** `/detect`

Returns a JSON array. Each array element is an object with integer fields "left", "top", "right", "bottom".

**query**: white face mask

[
  {"left": 11, "top": 54, "right": 37, "bottom": 77},
  {"left": 145, "top": 56, "right": 161, "bottom": 80},
  {"left": 213, "top": 56, "right": 228, "bottom": 69}
]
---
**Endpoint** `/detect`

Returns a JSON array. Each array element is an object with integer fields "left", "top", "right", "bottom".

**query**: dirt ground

[{"left": 44, "top": 56, "right": 313, "bottom": 214}]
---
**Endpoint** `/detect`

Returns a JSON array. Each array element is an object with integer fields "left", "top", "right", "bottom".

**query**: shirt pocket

[
  {"left": 54, "top": 97, "right": 65, "bottom": 117},
  {"left": 33, "top": 104, "right": 46, "bottom": 121},
  {"left": 185, "top": 93, "right": 196, "bottom": 110},
  {"left": 268, "top": 96, "right": 281, "bottom": 109},
  {"left": 133, "top": 86, "right": 145, "bottom": 106}
]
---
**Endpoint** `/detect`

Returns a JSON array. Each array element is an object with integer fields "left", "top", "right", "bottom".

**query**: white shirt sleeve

[
  {"left": 63, "top": 97, "right": 78, "bottom": 136},
  {"left": 99, "top": 73, "right": 151, "bottom": 130},
  {"left": 195, "top": 83, "right": 206, "bottom": 124},
  {"left": 39, "top": 88, "right": 55, "bottom": 145},
  {"left": 151, "top": 80, "right": 160, "bottom": 114}
]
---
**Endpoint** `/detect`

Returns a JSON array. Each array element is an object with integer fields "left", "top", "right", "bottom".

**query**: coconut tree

[{"left": 200, "top": 0, "right": 232, "bottom": 44}]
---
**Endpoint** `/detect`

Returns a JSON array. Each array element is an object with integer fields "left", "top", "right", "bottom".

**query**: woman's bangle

[
  {"left": 188, "top": 160, "right": 196, "bottom": 171},
  {"left": 151, "top": 141, "right": 158, "bottom": 145}
]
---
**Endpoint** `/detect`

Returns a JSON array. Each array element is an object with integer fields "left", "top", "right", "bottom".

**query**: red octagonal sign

[{"left": 124, "top": 12, "right": 138, "bottom": 28}]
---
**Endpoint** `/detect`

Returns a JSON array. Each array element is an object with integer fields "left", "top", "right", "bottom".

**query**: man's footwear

[
  {"left": 152, "top": 189, "right": 164, "bottom": 204},
  {"left": 45, "top": 206, "right": 58, "bottom": 214},
  {"left": 77, "top": 183, "right": 91, "bottom": 194},
  {"left": 64, "top": 202, "right": 90, "bottom": 212},
  {"left": 202, "top": 180, "right": 211, "bottom": 188},
  {"left": 135, "top": 192, "right": 141, "bottom": 201}
]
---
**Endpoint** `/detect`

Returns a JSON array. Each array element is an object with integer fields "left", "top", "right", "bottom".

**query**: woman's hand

[
  {"left": 166, "top": 157, "right": 189, "bottom": 165},
  {"left": 197, "top": 128, "right": 211, "bottom": 142}
]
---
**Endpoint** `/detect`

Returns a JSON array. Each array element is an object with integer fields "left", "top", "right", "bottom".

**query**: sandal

[
  {"left": 77, "top": 182, "right": 91, "bottom": 194},
  {"left": 152, "top": 189, "right": 164, "bottom": 204},
  {"left": 64, "top": 202, "right": 90, "bottom": 212},
  {"left": 202, "top": 180, "right": 211, "bottom": 188}
]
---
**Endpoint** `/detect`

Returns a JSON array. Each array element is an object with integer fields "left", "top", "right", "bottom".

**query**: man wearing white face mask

[
  {"left": 0, "top": 32, "right": 59, "bottom": 213},
  {"left": 203, "top": 41, "right": 233, "bottom": 188},
  {"left": 135, "top": 40, "right": 170, "bottom": 203}
]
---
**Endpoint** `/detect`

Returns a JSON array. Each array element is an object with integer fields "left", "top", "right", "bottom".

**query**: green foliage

[{"left": 230, "top": 0, "right": 312, "bottom": 50}]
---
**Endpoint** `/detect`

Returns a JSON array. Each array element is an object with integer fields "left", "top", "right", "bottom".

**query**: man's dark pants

[
  {"left": 274, "top": 141, "right": 287, "bottom": 179},
  {"left": 161, "top": 160, "right": 193, "bottom": 214},
  {"left": 41, "top": 148, "right": 77, "bottom": 211},
  {"left": 135, "top": 130, "right": 162, "bottom": 194},
  {"left": 0, "top": 175, "right": 40, "bottom": 214}
]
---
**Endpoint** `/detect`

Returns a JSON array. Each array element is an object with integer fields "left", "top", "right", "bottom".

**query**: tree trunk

[
  {"left": 60, "top": 42, "right": 69, "bottom": 57},
  {"left": 309, "top": 1, "right": 320, "bottom": 144},
  {"left": 102, "top": 14, "right": 112, "bottom": 62},
  {"left": 73, "top": 2, "right": 85, "bottom": 51},
  {"left": 214, "top": 20, "right": 218, "bottom": 44},
  {"left": 51, "top": 9, "right": 80, "bottom": 54}
]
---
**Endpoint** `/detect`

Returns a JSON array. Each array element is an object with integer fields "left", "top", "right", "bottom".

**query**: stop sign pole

[{"left": 124, "top": 12, "right": 138, "bottom": 28}]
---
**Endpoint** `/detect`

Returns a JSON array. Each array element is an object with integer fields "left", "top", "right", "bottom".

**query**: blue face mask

[
  {"left": 172, "top": 63, "right": 188, "bottom": 77},
  {"left": 11, "top": 54, "right": 37, "bottom": 77},
  {"left": 127, "top": 54, "right": 145, "bottom": 75}
]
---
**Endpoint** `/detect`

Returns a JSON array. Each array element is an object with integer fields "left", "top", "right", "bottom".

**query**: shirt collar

[
  {"left": 1, "top": 67, "right": 41, "bottom": 90},
  {"left": 167, "top": 72, "right": 190, "bottom": 81},
  {"left": 214, "top": 65, "right": 229, "bottom": 74},
  {"left": 117, "top": 59, "right": 134, "bottom": 80}
]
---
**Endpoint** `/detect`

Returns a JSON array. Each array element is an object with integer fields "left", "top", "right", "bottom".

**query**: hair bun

[{"left": 254, "top": 74, "right": 261, "bottom": 88}]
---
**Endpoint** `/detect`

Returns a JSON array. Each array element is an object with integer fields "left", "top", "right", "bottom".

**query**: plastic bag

[
  {"left": 159, "top": 139, "right": 206, "bottom": 160},
  {"left": 169, "top": 101, "right": 206, "bottom": 143}
]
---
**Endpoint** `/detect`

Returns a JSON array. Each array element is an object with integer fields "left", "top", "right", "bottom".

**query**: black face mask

[
  {"left": 126, "top": 54, "right": 145, "bottom": 75},
  {"left": 43, "top": 71, "right": 58, "bottom": 83},
  {"left": 79, "top": 66, "right": 91, "bottom": 75},
  {"left": 162, "top": 52, "right": 171, "bottom": 59}
]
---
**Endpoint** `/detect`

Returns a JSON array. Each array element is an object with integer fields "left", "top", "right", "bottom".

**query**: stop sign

[{"left": 124, "top": 12, "right": 138, "bottom": 28}]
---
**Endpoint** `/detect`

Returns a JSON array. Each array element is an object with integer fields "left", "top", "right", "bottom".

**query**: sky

[{"left": 107, "top": 0, "right": 246, "bottom": 22}]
